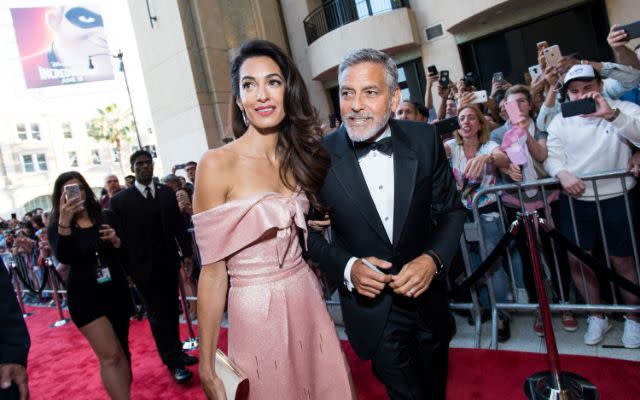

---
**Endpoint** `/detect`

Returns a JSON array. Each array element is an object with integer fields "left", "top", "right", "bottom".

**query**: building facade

[{"left": 126, "top": 0, "right": 638, "bottom": 170}]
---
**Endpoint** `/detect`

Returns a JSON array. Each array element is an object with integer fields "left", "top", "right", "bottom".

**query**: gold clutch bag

[{"left": 215, "top": 349, "right": 249, "bottom": 400}]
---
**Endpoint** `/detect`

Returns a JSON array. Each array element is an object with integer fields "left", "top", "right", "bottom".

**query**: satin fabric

[{"left": 193, "top": 190, "right": 351, "bottom": 399}]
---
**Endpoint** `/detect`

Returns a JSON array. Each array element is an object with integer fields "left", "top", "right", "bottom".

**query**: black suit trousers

[
  {"left": 134, "top": 264, "right": 183, "bottom": 369},
  {"left": 371, "top": 304, "right": 449, "bottom": 400}
]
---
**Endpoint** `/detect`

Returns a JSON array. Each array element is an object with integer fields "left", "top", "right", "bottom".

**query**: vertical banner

[{"left": 11, "top": 5, "right": 114, "bottom": 88}]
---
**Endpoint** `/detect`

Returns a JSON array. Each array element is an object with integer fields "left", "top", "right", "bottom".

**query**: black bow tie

[{"left": 353, "top": 137, "right": 393, "bottom": 158}]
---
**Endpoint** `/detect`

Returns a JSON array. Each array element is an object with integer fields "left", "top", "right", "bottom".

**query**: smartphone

[
  {"left": 528, "top": 64, "right": 543, "bottom": 81},
  {"left": 616, "top": 20, "right": 640, "bottom": 41},
  {"left": 427, "top": 65, "right": 438, "bottom": 75},
  {"left": 544, "top": 45, "right": 562, "bottom": 68},
  {"left": 435, "top": 116, "right": 461, "bottom": 136},
  {"left": 174, "top": 163, "right": 186, "bottom": 170},
  {"left": 493, "top": 72, "right": 504, "bottom": 83},
  {"left": 11, "top": 213, "right": 17, "bottom": 220},
  {"left": 505, "top": 100, "right": 522, "bottom": 124},
  {"left": 560, "top": 98, "right": 597, "bottom": 118},
  {"left": 177, "top": 191, "right": 190, "bottom": 204},
  {"left": 470, "top": 90, "right": 488, "bottom": 104},
  {"left": 64, "top": 183, "right": 81, "bottom": 201},
  {"left": 439, "top": 70, "right": 450, "bottom": 88},
  {"left": 536, "top": 41, "right": 548, "bottom": 51}
]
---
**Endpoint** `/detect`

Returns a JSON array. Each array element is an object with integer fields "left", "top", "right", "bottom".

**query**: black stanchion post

[
  {"left": 523, "top": 212, "right": 598, "bottom": 400},
  {"left": 46, "top": 258, "right": 70, "bottom": 328},
  {"left": 178, "top": 261, "right": 198, "bottom": 351},
  {"left": 10, "top": 259, "right": 32, "bottom": 318}
]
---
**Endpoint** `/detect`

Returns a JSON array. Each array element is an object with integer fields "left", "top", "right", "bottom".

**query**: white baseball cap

[{"left": 563, "top": 64, "right": 596, "bottom": 87}]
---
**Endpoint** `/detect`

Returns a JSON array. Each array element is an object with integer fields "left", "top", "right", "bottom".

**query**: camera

[{"left": 463, "top": 72, "right": 477, "bottom": 89}]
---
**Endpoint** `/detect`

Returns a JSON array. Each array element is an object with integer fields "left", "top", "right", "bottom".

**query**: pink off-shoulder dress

[{"left": 192, "top": 190, "right": 352, "bottom": 400}]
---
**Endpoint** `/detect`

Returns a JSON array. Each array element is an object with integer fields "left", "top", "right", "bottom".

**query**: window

[
  {"left": 143, "top": 145, "right": 158, "bottom": 158},
  {"left": 91, "top": 149, "right": 101, "bottom": 165},
  {"left": 111, "top": 147, "right": 120, "bottom": 163},
  {"left": 21, "top": 153, "right": 48, "bottom": 173},
  {"left": 22, "top": 155, "right": 34, "bottom": 173},
  {"left": 31, "top": 123, "right": 41, "bottom": 140},
  {"left": 62, "top": 122, "right": 72, "bottom": 138},
  {"left": 68, "top": 151, "right": 78, "bottom": 167},
  {"left": 37, "top": 153, "right": 47, "bottom": 171},
  {"left": 17, "top": 124, "right": 27, "bottom": 140}
]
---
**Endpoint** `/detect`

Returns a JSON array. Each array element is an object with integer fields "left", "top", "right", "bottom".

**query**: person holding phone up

[
  {"left": 544, "top": 64, "right": 640, "bottom": 349},
  {"left": 47, "top": 171, "right": 132, "bottom": 399}
]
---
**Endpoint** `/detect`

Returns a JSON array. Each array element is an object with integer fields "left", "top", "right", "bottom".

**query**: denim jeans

[{"left": 466, "top": 213, "right": 511, "bottom": 310}]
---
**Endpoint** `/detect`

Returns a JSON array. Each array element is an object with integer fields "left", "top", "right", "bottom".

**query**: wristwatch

[
  {"left": 425, "top": 250, "right": 445, "bottom": 276},
  {"left": 605, "top": 108, "right": 620, "bottom": 122}
]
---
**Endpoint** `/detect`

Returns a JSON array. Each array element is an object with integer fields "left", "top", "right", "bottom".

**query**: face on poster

[{"left": 11, "top": 4, "right": 114, "bottom": 88}]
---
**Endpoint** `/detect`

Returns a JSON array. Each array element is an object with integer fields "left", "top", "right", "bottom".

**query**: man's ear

[{"left": 390, "top": 86, "right": 401, "bottom": 116}]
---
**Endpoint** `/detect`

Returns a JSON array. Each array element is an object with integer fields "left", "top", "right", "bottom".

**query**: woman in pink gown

[{"left": 193, "top": 40, "right": 355, "bottom": 400}]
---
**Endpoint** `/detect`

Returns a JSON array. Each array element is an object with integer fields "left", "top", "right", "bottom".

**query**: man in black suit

[
  {"left": 1, "top": 258, "right": 30, "bottom": 400},
  {"left": 110, "top": 150, "right": 196, "bottom": 384},
  {"left": 308, "top": 49, "right": 465, "bottom": 400}
]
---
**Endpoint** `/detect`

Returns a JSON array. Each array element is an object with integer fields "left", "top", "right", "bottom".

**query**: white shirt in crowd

[
  {"left": 544, "top": 98, "right": 640, "bottom": 200},
  {"left": 134, "top": 180, "right": 156, "bottom": 199},
  {"left": 343, "top": 126, "right": 395, "bottom": 290}
]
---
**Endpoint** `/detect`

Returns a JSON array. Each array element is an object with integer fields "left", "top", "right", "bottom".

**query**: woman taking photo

[
  {"left": 193, "top": 39, "right": 355, "bottom": 399},
  {"left": 443, "top": 105, "right": 513, "bottom": 341},
  {"left": 47, "top": 171, "right": 131, "bottom": 399}
]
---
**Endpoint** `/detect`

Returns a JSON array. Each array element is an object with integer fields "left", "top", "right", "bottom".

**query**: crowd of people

[{"left": 2, "top": 22, "right": 640, "bottom": 400}]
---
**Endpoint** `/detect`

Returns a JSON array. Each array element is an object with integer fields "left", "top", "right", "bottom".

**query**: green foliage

[{"left": 87, "top": 103, "right": 134, "bottom": 145}]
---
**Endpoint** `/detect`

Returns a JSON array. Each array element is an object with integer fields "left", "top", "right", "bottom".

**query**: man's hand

[
  {"left": 437, "top": 84, "right": 451, "bottom": 99},
  {"left": 557, "top": 171, "right": 585, "bottom": 197},
  {"left": 579, "top": 92, "right": 615, "bottom": 120},
  {"left": 457, "top": 91, "right": 476, "bottom": 108},
  {"left": 555, "top": 56, "right": 579, "bottom": 76},
  {"left": 607, "top": 24, "right": 628, "bottom": 49},
  {"left": 627, "top": 151, "right": 640, "bottom": 177},
  {"left": 0, "top": 363, "right": 29, "bottom": 400},
  {"left": 427, "top": 73, "right": 438, "bottom": 88},
  {"left": 389, "top": 254, "right": 438, "bottom": 298},
  {"left": 351, "top": 257, "right": 392, "bottom": 299},
  {"left": 543, "top": 65, "right": 559, "bottom": 88}
]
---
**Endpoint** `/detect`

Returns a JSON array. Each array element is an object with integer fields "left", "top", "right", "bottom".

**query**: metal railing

[
  {"left": 303, "top": 0, "right": 409, "bottom": 45},
  {"left": 452, "top": 169, "right": 640, "bottom": 349}
]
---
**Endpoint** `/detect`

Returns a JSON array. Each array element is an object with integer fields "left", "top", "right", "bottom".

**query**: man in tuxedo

[
  {"left": 110, "top": 150, "right": 196, "bottom": 384},
  {"left": 0, "top": 258, "right": 30, "bottom": 400},
  {"left": 308, "top": 49, "right": 465, "bottom": 400}
]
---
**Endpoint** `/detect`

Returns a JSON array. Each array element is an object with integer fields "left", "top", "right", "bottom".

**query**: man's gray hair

[{"left": 338, "top": 48, "right": 398, "bottom": 93}]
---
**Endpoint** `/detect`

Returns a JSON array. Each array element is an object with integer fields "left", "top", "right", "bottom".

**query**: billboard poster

[{"left": 10, "top": 5, "right": 114, "bottom": 88}]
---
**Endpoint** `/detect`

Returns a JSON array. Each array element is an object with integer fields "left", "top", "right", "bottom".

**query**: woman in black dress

[{"left": 47, "top": 171, "right": 132, "bottom": 400}]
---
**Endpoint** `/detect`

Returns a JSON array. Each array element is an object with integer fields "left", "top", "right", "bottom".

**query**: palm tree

[{"left": 87, "top": 103, "right": 134, "bottom": 176}]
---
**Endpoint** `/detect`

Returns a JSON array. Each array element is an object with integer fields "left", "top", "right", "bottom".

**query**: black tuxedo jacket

[
  {"left": 110, "top": 183, "right": 192, "bottom": 285},
  {"left": 308, "top": 119, "right": 466, "bottom": 359}
]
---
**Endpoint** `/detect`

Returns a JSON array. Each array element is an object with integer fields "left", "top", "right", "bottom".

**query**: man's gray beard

[{"left": 346, "top": 109, "right": 392, "bottom": 143}]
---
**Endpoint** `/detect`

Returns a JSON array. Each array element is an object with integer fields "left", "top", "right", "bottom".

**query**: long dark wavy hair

[
  {"left": 230, "top": 39, "right": 330, "bottom": 210},
  {"left": 50, "top": 171, "right": 103, "bottom": 227}
]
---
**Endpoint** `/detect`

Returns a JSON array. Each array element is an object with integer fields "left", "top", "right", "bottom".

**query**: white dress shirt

[
  {"left": 344, "top": 126, "right": 395, "bottom": 290},
  {"left": 134, "top": 180, "right": 156, "bottom": 199}
]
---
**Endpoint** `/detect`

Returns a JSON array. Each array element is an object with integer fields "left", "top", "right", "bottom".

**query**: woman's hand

[
  {"left": 58, "top": 192, "right": 83, "bottom": 227},
  {"left": 463, "top": 155, "right": 491, "bottom": 180},
  {"left": 308, "top": 218, "right": 331, "bottom": 232},
  {"left": 99, "top": 224, "right": 121, "bottom": 248},
  {"left": 200, "top": 368, "right": 227, "bottom": 400},
  {"left": 502, "top": 164, "right": 523, "bottom": 181}
]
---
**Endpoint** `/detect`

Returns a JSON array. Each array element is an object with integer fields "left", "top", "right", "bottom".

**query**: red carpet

[{"left": 24, "top": 306, "right": 639, "bottom": 399}]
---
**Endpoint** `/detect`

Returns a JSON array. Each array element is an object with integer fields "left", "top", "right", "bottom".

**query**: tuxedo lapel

[
  {"left": 329, "top": 129, "right": 391, "bottom": 246},
  {"left": 391, "top": 121, "right": 418, "bottom": 246}
]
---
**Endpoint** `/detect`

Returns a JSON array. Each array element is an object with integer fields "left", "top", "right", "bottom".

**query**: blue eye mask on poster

[{"left": 65, "top": 7, "right": 103, "bottom": 29}]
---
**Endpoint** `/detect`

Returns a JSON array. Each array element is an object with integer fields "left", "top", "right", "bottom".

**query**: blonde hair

[{"left": 454, "top": 105, "right": 489, "bottom": 145}]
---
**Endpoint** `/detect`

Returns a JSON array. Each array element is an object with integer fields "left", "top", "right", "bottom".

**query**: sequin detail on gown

[{"left": 193, "top": 190, "right": 352, "bottom": 399}]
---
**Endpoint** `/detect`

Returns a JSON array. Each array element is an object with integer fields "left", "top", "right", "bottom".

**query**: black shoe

[
  {"left": 181, "top": 353, "right": 198, "bottom": 366},
  {"left": 498, "top": 317, "right": 511, "bottom": 343},
  {"left": 170, "top": 367, "right": 193, "bottom": 384}
]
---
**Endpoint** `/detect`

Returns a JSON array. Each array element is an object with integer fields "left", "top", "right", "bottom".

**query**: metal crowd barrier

[{"left": 452, "top": 169, "right": 640, "bottom": 349}]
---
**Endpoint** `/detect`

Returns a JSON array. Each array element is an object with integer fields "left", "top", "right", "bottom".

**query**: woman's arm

[
  {"left": 193, "top": 149, "right": 232, "bottom": 399},
  {"left": 526, "top": 135, "right": 548, "bottom": 162}
]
